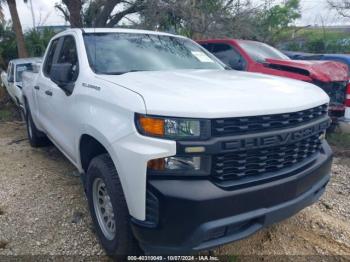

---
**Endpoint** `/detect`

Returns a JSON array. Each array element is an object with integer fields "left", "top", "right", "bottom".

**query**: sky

[{"left": 3, "top": 0, "right": 350, "bottom": 30}]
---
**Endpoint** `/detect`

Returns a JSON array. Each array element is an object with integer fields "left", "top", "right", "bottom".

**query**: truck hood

[
  {"left": 98, "top": 70, "right": 329, "bottom": 118},
  {"left": 265, "top": 58, "right": 348, "bottom": 82}
]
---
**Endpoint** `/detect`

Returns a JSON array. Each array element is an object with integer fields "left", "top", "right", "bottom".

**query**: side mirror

[
  {"left": 50, "top": 63, "right": 74, "bottom": 94},
  {"left": 7, "top": 75, "right": 14, "bottom": 83}
]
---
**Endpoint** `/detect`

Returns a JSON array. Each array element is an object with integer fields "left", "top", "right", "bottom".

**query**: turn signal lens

[
  {"left": 147, "top": 158, "right": 166, "bottom": 170},
  {"left": 136, "top": 114, "right": 206, "bottom": 140},
  {"left": 138, "top": 116, "right": 165, "bottom": 136},
  {"left": 147, "top": 156, "right": 212, "bottom": 176}
]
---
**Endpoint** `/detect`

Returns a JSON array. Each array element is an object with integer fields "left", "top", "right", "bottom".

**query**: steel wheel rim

[{"left": 92, "top": 178, "right": 116, "bottom": 240}]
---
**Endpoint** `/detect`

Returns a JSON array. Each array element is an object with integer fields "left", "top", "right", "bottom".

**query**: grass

[
  {"left": 227, "top": 256, "right": 238, "bottom": 262},
  {"left": 0, "top": 86, "right": 21, "bottom": 122},
  {"left": 0, "top": 85, "right": 7, "bottom": 100},
  {"left": 0, "top": 108, "right": 12, "bottom": 121},
  {"left": 328, "top": 133, "right": 350, "bottom": 150}
]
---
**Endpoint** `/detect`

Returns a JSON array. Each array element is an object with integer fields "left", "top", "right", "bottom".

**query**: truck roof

[
  {"left": 322, "top": 54, "right": 350, "bottom": 62},
  {"left": 9, "top": 57, "right": 42, "bottom": 65},
  {"left": 57, "top": 28, "right": 179, "bottom": 38},
  {"left": 199, "top": 39, "right": 255, "bottom": 43}
]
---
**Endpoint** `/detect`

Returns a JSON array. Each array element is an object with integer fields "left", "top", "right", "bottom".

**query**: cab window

[
  {"left": 211, "top": 43, "right": 247, "bottom": 71},
  {"left": 16, "top": 63, "right": 33, "bottom": 82},
  {"left": 7, "top": 63, "right": 14, "bottom": 82},
  {"left": 43, "top": 39, "right": 59, "bottom": 77},
  {"left": 57, "top": 35, "right": 79, "bottom": 82}
]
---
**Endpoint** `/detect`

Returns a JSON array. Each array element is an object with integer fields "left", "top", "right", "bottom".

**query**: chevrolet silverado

[{"left": 22, "top": 28, "right": 333, "bottom": 255}]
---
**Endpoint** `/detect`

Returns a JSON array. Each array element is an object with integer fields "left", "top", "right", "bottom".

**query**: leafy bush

[
  {"left": 0, "top": 24, "right": 17, "bottom": 69},
  {"left": 282, "top": 28, "right": 350, "bottom": 53},
  {"left": 0, "top": 25, "right": 56, "bottom": 69},
  {"left": 25, "top": 28, "right": 57, "bottom": 57}
]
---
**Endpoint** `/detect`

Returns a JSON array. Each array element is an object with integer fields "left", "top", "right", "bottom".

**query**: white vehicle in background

[{"left": 1, "top": 58, "right": 42, "bottom": 107}]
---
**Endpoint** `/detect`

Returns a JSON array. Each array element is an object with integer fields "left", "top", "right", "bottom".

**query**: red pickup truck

[{"left": 198, "top": 39, "right": 349, "bottom": 122}]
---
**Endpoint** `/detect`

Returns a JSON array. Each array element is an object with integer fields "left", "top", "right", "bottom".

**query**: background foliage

[
  {"left": 0, "top": 24, "right": 56, "bottom": 69},
  {"left": 280, "top": 29, "right": 350, "bottom": 53}
]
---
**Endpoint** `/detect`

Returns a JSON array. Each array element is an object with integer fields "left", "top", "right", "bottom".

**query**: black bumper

[{"left": 132, "top": 142, "right": 333, "bottom": 254}]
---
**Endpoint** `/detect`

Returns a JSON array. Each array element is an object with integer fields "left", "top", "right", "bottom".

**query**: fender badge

[{"left": 82, "top": 83, "right": 101, "bottom": 91}]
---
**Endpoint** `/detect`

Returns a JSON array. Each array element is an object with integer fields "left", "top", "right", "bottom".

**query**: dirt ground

[{"left": 0, "top": 121, "right": 349, "bottom": 258}]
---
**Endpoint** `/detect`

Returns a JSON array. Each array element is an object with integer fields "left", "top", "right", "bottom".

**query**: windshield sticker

[{"left": 191, "top": 51, "right": 214, "bottom": 63}]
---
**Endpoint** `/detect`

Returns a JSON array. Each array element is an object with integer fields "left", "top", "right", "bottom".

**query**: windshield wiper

[{"left": 103, "top": 70, "right": 147, "bottom": 75}]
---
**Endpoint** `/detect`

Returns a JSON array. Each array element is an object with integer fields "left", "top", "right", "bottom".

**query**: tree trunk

[
  {"left": 7, "top": 0, "right": 28, "bottom": 58},
  {"left": 62, "top": 0, "right": 83, "bottom": 28},
  {"left": 94, "top": 0, "right": 120, "bottom": 27}
]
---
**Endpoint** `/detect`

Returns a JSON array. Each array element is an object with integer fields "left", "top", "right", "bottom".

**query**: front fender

[{"left": 77, "top": 126, "right": 176, "bottom": 221}]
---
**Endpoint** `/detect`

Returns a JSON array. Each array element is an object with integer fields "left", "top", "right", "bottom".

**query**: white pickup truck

[
  {"left": 1, "top": 58, "right": 41, "bottom": 107},
  {"left": 22, "top": 28, "right": 333, "bottom": 255}
]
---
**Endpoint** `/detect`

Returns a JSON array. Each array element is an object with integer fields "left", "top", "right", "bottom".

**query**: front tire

[{"left": 86, "top": 154, "right": 141, "bottom": 256}]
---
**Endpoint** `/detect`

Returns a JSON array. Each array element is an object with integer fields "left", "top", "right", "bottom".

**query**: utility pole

[{"left": 29, "top": 0, "right": 36, "bottom": 30}]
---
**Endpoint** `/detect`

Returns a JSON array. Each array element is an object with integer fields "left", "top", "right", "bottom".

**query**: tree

[
  {"left": 0, "top": 4, "right": 4, "bottom": 24},
  {"left": 25, "top": 27, "right": 57, "bottom": 56},
  {"left": 140, "top": 0, "right": 253, "bottom": 39},
  {"left": 0, "top": 23, "right": 17, "bottom": 69},
  {"left": 328, "top": 0, "right": 350, "bottom": 18},
  {"left": 0, "top": 0, "right": 28, "bottom": 58},
  {"left": 55, "top": 0, "right": 83, "bottom": 28},
  {"left": 55, "top": 0, "right": 300, "bottom": 42},
  {"left": 0, "top": 24, "right": 56, "bottom": 69},
  {"left": 55, "top": 0, "right": 146, "bottom": 27},
  {"left": 139, "top": 0, "right": 300, "bottom": 41},
  {"left": 254, "top": 0, "right": 301, "bottom": 44}
]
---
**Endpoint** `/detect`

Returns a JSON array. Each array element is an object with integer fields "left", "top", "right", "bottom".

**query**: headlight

[
  {"left": 135, "top": 114, "right": 210, "bottom": 140},
  {"left": 147, "top": 156, "right": 211, "bottom": 176}
]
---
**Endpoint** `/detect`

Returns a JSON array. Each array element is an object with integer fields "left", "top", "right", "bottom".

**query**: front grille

[
  {"left": 212, "top": 104, "right": 328, "bottom": 136},
  {"left": 212, "top": 134, "right": 322, "bottom": 182},
  {"left": 313, "top": 81, "right": 347, "bottom": 106}
]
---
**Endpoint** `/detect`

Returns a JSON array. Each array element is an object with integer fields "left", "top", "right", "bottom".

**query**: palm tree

[
  {"left": 0, "top": 4, "right": 4, "bottom": 24},
  {"left": 0, "top": 0, "right": 28, "bottom": 58}
]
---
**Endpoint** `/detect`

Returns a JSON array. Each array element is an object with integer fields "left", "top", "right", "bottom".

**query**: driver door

[{"left": 38, "top": 35, "right": 80, "bottom": 162}]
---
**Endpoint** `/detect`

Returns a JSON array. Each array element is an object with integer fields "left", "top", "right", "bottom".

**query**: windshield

[
  {"left": 16, "top": 63, "right": 33, "bottom": 82},
  {"left": 238, "top": 41, "right": 290, "bottom": 63},
  {"left": 83, "top": 33, "right": 224, "bottom": 74}
]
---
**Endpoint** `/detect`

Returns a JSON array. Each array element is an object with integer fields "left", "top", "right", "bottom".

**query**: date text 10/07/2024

[{"left": 127, "top": 256, "right": 220, "bottom": 261}]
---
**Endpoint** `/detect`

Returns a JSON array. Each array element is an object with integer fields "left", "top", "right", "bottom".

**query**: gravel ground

[{"left": 0, "top": 121, "right": 349, "bottom": 258}]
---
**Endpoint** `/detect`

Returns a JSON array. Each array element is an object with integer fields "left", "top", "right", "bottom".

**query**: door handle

[
  {"left": 45, "top": 90, "right": 53, "bottom": 96},
  {"left": 34, "top": 85, "right": 40, "bottom": 90}
]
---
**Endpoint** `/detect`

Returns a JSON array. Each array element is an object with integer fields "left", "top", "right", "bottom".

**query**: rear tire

[
  {"left": 86, "top": 154, "right": 141, "bottom": 256},
  {"left": 25, "top": 108, "right": 49, "bottom": 148}
]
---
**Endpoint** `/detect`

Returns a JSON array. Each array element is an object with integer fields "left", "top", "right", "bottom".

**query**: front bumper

[{"left": 131, "top": 142, "right": 333, "bottom": 254}]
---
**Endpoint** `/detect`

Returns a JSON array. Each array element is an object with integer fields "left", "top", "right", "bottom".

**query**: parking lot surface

[{"left": 0, "top": 122, "right": 349, "bottom": 257}]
